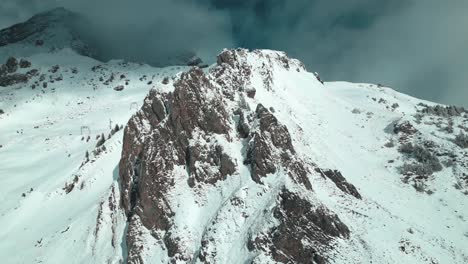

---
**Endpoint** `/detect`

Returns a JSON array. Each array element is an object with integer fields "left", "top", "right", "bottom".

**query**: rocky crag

[{"left": 119, "top": 49, "right": 360, "bottom": 263}]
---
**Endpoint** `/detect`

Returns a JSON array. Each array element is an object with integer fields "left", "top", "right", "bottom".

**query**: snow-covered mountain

[
  {"left": 0, "top": 7, "right": 204, "bottom": 68},
  {"left": 0, "top": 7, "right": 97, "bottom": 63},
  {"left": 1, "top": 11, "right": 468, "bottom": 264}
]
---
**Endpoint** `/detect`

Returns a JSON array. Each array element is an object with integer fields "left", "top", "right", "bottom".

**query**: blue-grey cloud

[{"left": 1, "top": 0, "right": 466, "bottom": 106}]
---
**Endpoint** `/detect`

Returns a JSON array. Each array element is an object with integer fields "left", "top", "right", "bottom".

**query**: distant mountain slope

[
  {"left": 0, "top": 7, "right": 203, "bottom": 68},
  {"left": 0, "top": 7, "right": 96, "bottom": 62},
  {"left": 0, "top": 42, "right": 467, "bottom": 263}
]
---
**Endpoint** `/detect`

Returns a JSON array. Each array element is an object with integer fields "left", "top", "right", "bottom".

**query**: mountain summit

[{"left": 0, "top": 21, "right": 467, "bottom": 263}]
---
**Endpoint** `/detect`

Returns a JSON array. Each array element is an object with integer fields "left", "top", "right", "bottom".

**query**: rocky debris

[
  {"left": 314, "top": 72, "right": 324, "bottom": 84},
  {"left": 0, "top": 74, "right": 29, "bottom": 87},
  {"left": 378, "top": 98, "right": 387, "bottom": 104},
  {"left": 5, "top": 57, "right": 18, "bottom": 73},
  {"left": 0, "top": 109, "right": 4, "bottom": 115},
  {"left": 26, "top": 69, "right": 39, "bottom": 77},
  {"left": 113, "top": 85, "right": 124, "bottom": 91},
  {"left": 162, "top": 77, "right": 169, "bottom": 84},
  {"left": 394, "top": 121, "right": 418, "bottom": 141},
  {"left": 19, "top": 59, "right": 31, "bottom": 68},
  {"left": 63, "top": 175, "right": 79, "bottom": 194},
  {"left": 315, "top": 168, "right": 362, "bottom": 199},
  {"left": 418, "top": 103, "right": 467, "bottom": 117},
  {"left": 0, "top": 57, "right": 38, "bottom": 87},
  {"left": 246, "top": 88, "right": 256, "bottom": 98},
  {"left": 49, "top": 65, "right": 60, "bottom": 73},
  {"left": 249, "top": 189, "right": 350, "bottom": 263},
  {"left": 390, "top": 103, "right": 468, "bottom": 194}
]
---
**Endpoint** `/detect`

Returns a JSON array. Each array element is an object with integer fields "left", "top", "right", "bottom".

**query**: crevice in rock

[{"left": 129, "top": 155, "right": 142, "bottom": 218}]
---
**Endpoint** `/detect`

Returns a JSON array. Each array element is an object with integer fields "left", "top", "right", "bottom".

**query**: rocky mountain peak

[
  {"left": 119, "top": 49, "right": 358, "bottom": 263},
  {"left": 1, "top": 39, "right": 467, "bottom": 263}
]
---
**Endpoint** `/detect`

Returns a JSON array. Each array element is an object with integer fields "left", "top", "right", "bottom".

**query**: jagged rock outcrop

[
  {"left": 248, "top": 189, "right": 350, "bottom": 263},
  {"left": 0, "top": 57, "right": 38, "bottom": 87},
  {"left": 119, "top": 49, "right": 352, "bottom": 263},
  {"left": 245, "top": 103, "right": 313, "bottom": 190},
  {"left": 315, "top": 169, "right": 362, "bottom": 199}
]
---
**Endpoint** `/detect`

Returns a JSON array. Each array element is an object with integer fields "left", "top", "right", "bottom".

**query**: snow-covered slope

[
  {"left": 0, "top": 48, "right": 188, "bottom": 263},
  {"left": 0, "top": 45, "right": 467, "bottom": 263}
]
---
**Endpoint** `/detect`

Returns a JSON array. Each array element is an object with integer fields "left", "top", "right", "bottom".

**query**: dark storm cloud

[
  {"left": 0, "top": 0, "right": 234, "bottom": 65},
  {"left": 64, "top": 0, "right": 234, "bottom": 65},
  {"left": 209, "top": 0, "right": 468, "bottom": 106},
  {"left": 0, "top": 0, "right": 59, "bottom": 28},
  {"left": 1, "top": 0, "right": 466, "bottom": 106}
]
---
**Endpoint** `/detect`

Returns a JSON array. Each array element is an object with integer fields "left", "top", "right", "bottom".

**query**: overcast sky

[{"left": 1, "top": 0, "right": 467, "bottom": 106}]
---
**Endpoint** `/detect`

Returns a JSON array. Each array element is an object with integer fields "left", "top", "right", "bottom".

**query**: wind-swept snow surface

[{"left": 0, "top": 49, "right": 186, "bottom": 263}]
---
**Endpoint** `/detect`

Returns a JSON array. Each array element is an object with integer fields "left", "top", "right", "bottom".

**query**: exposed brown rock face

[
  {"left": 272, "top": 191, "right": 350, "bottom": 259},
  {"left": 245, "top": 104, "right": 312, "bottom": 190},
  {"left": 269, "top": 190, "right": 349, "bottom": 263},
  {"left": 249, "top": 189, "right": 350, "bottom": 264},
  {"left": 119, "top": 49, "right": 351, "bottom": 263},
  {"left": 120, "top": 67, "right": 238, "bottom": 262},
  {"left": 315, "top": 168, "right": 362, "bottom": 199},
  {"left": 120, "top": 67, "right": 232, "bottom": 216}
]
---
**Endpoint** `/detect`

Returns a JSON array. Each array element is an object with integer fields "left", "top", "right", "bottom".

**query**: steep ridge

[
  {"left": 0, "top": 45, "right": 467, "bottom": 263},
  {"left": 119, "top": 50, "right": 357, "bottom": 263},
  {"left": 119, "top": 49, "right": 468, "bottom": 263}
]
